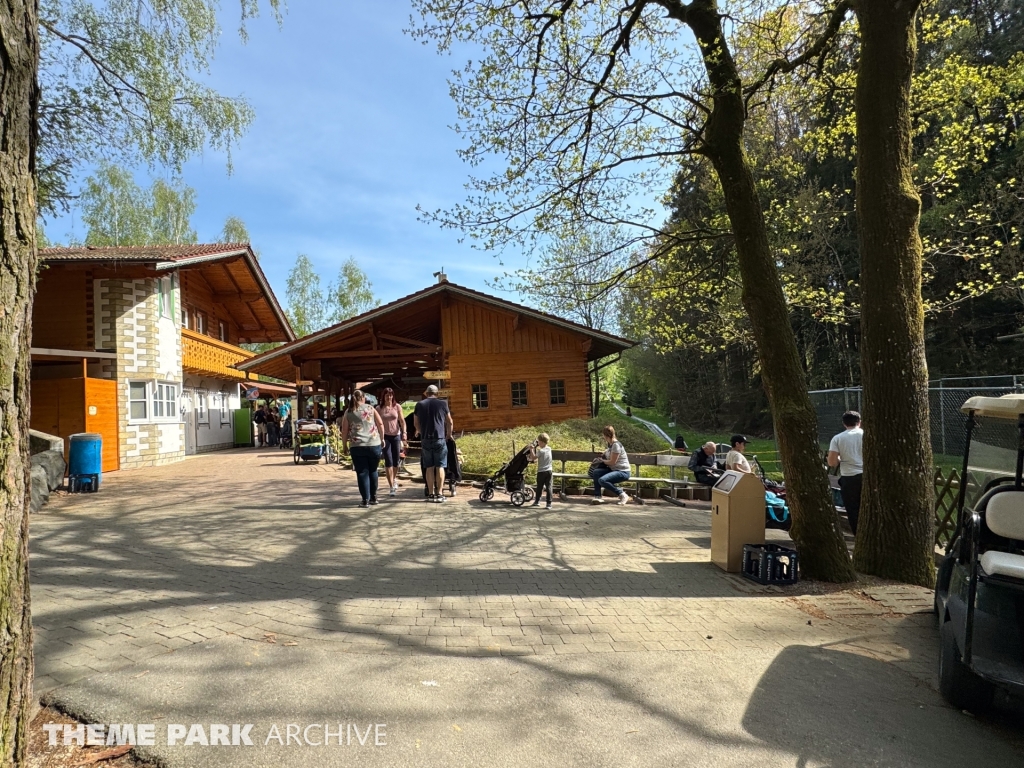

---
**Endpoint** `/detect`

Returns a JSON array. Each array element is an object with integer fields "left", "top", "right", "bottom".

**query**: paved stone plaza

[{"left": 30, "top": 449, "right": 1024, "bottom": 766}]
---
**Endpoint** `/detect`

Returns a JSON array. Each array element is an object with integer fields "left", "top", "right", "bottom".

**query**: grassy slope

[
  {"left": 623, "top": 405, "right": 782, "bottom": 474},
  {"left": 456, "top": 414, "right": 665, "bottom": 482}
]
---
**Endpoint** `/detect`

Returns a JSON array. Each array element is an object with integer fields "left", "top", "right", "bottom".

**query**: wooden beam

[
  {"left": 377, "top": 332, "right": 438, "bottom": 348},
  {"left": 513, "top": 313, "right": 522, "bottom": 331},
  {"left": 311, "top": 349, "right": 438, "bottom": 359}
]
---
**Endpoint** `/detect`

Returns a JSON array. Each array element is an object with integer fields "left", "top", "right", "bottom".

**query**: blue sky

[{"left": 52, "top": 2, "right": 525, "bottom": 306}]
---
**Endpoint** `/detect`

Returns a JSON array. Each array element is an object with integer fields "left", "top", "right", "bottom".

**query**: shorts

[
  {"left": 420, "top": 438, "right": 448, "bottom": 469},
  {"left": 382, "top": 434, "right": 403, "bottom": 468}
]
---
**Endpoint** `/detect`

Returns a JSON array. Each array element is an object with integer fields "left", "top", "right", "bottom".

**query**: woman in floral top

[{"left": 341, "top": 390, "right": 385, "bottom": 507}]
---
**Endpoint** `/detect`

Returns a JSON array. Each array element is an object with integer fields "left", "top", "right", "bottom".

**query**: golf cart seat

[{"left": 977, "top": 488, "right": 1024, "bottom": 581}]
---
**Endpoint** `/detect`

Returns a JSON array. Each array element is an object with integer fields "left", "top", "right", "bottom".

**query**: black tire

[
  {"left": 523, "top": 487, "right": 535, "bottom": 502},
  {"left": 939, "top": 620, "right": 994, "bottom": 713},
  {"left": 511, "top": 491, "right": 526, "bottom": 507},
  {"left": 293, "top": 451, "right": 300, "bottom": 465},
  {"left": 934, "top": 556, "right": 954, "bottom": 619},
  {"left": 479, "top": 487, "right": 494, "bottom": 502}
]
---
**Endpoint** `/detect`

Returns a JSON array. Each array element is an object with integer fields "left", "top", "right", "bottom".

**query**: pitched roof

[
  {"left": 41, "top": 243, "right": 294, "bottom": 342},
  {"left": 40, "top": 243, "right": 250, "bottom": 264},
  {"left": 237, "top": 280, "right": 633, "bottom": 376}
]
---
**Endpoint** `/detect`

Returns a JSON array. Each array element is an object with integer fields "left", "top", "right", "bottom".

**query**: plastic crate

[{"left": 742, "top": 543, "right": 799, "bottom": 585}]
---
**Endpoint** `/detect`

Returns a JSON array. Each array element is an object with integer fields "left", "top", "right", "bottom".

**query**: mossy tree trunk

[
  {"left": 851, "top": 0, "right": 935, "bottom": 586},
  {"left": 677, "top": 1, "right": 855, "bottom": 582},
  {"left": 0, "top": 0, "right": 39, "bottom": 763}
]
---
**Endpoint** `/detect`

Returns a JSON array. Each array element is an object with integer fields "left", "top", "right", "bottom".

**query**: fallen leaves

[{"left": 72, "top": 745, "right": 133, "bottom": 766}]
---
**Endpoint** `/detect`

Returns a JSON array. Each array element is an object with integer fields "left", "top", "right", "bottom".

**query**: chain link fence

[{"left": 808, "top": 375, "right": 1024, "bottom": 465}]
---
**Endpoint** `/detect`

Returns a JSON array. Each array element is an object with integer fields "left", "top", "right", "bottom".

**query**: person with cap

[
  {"left": 414, "top": 385, "right": 454, "bottom": 503},
  {"left": 688, "top": 441, "right": 721, "bottom": 486},
  {"left": 828, "top": 410, "right": 864, "bottom": 535},
  {"left": 725, "top": 435, "right": 752, "bottom": 473}
]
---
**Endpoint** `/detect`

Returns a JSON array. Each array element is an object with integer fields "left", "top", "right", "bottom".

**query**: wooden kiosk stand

[{"left": 710, "top": 470, "right": 766, "bottom": 572}]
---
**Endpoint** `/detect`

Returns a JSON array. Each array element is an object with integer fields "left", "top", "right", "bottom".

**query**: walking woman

[
  {"left": 589, "top": 426, "right": 632, "bottom": 505},
  {"left": 376, "top": 387, "right": 407, "bottom": 497},
  {"left": 341, "top": 390, "right": 385, "bottom": 507}
]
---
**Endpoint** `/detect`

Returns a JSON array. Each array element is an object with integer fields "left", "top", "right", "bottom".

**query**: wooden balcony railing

[{"left": 181, "top": 328, "right": 254, "bottom": 379}]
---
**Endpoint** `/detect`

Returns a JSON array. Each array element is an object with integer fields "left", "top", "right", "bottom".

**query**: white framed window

[
  {"left": 218, "top": 321, "right": 227, "bottom": 342},
  {"left": 219, "top": 392, "right": 231, "bottom": 424},
  {"left": 181, "top": 308, "right": 190, "bottom": 329},
  {"left": 195, "top": 312, "right": 206, "bottom": 335},
  {"left": 128, "top": 381, "right": 148, "bottom": 421},
  {"left": 158, "top": 276, "right": 175, "bottom": 319},
  {"left": 196, "top": 390, "right": 209, "bottom": 424},
  {"left": 153, "top": 382, "right": 179, "bottom": 421},
  {"left": 128, "top": 381, "right": 180, "bottom": 423}
]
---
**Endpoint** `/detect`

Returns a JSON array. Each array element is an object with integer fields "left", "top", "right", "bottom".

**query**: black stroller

[
  {"left": 479, "top": 443, "right": 536, "bottom": 507},
  {"left": 422, "top": 436, "right": 464, "bottom": 499},
  {"left": 278, "top": 417, "right": 293, "bottom": 450}
]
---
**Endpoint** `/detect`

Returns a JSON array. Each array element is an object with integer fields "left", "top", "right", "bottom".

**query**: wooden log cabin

[
  {"left": 237, "top": 274, "right": 633, "bottom": 432},
  {"left": 31, "top": 244, "right": 294, "bottom": 471}
]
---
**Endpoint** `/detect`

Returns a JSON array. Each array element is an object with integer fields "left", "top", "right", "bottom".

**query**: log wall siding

[
  {"left": 33, "top": 267, "right": 89, "bottom": 349},
  {"left": 179, "top": 270, "right": 243, "bottom": 345},
  {"left": 442, "top": 298, "right": 591, "bottom": 432}
]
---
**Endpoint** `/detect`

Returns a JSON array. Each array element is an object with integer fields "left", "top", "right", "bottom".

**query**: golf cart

[{"left": 934, "top": 393, "right": 1024, "bottom": 712}]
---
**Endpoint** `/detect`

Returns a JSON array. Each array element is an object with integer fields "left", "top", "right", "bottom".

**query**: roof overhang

[
  {"left": 237, "top": 281, "right": 633, "bottom": 378},
  {"left": 961, "top": 394, "right": 1024, "bottom": 419}
]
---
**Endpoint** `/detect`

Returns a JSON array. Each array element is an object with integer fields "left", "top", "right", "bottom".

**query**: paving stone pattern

[{"left": 31, "top": 449, "right": 938, "bottom": 696}]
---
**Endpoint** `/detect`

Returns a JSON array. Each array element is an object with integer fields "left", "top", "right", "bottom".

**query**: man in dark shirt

[
  {"left": 688, "top": 441, "right": 721, "bottom": 486},
  {"left": 414, "top": 385, "right": 454, "bottom": 503}
]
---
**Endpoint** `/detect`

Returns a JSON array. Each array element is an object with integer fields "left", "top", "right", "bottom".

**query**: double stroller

[{"left": 479, "top": 443, "right": 535, "bottom": 507}]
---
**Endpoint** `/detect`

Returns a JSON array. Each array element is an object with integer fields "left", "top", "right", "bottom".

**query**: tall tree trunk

[
  {"left": 0, "top": 0, "right": 39, "bottom": 763},
  {"left": 852, "top": 0, "right": 934, "bottom": 586},
  {"left": 678, "top": 1, "right": 855, "bottom": 581}
]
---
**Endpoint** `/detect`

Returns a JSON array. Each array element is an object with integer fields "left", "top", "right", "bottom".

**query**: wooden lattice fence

[{"left": 933, "top": 468, "right": 978, "bottom": 547}]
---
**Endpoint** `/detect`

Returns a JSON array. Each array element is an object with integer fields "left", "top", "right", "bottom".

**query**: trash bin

[
  {"left": 68, "top": 432, "right": 102, "bottom": 492},
  {"left": 710, "top": 470, "right": 765, "bottom": 572}
]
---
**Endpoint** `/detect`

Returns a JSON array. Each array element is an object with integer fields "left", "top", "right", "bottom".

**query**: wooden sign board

[
  {"left": 436, "top": 388, "right": 453, "bottom": 397},
  {"left": 424, "top": 371, "right": 451, "bottom": 379}
]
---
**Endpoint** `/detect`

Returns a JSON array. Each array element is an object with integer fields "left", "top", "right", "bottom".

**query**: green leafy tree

[
  {"left": 37, "top": 0, "right": 282, "bottom": 213},
  {"left": 285, "top": 254, "right": 329, "bottom": 338},
  {"left": 220, "top": 215, "right": 251, "bottom": 244},
  {"left": 329, "top": 257, "right": 378, "bottom": 323},
  {"left": 80, "top": 164, "right": 151, "bottom": 246},
  {"left": 79, "top": 164, "right": 197, "bottom": 247},
  {"left": 412, "top": 0, "right": 856, "bottom": 581}
]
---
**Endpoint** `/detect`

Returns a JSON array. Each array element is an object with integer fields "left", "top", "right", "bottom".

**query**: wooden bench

[{"left": 550, "top": 450, "right": 710, "bottom": 504}]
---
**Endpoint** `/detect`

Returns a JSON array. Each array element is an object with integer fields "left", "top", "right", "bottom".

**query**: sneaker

[
  {"left": 617, "top": 493, "right": 630, "bottom": 505},
  {"left": 359, "top": 500, "right": 369, "bottom": 508},
  {"left": 437, "top": 494, "right": 446, "bottom": 503},
  {"left": 591, "top": 497, "right": 604, "bottom": 505},
  {"left": 546, "top": 504, "right": 552, "bottom": 509},
  {"left": 389, "top": 486, "right": 397, "bottom": 497},
  {"left": 369, "top": 498, "right": 379, "bottom": 505},
  {"left": 530, "top": 502, "right": 540, "bottom": 507}
]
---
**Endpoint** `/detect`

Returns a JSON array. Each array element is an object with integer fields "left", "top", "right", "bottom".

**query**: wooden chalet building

[
  {"left": 31, "top": 244, "right": 294, "bottom": 470},
  {"left": 237, "top": 275, "right": 633, "bottom": 432}
]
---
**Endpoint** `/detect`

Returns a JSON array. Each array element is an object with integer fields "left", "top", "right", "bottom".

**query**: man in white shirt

[
  {"left": 725, "top": 435, "right": 752, "bottom": 473},
  {"left": 828, "top": 411, "right": 864, "bottom": 535}
]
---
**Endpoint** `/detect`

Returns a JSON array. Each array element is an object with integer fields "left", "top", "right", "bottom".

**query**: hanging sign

[
  {"left": 435, "top": 388, "right": 453, "bottom": 397},
  {"left": 424, "top": 371, "right": 451, "bottom": 380},
  {"left": 245, "top": 387, "right": 260, "bottom": 401}
]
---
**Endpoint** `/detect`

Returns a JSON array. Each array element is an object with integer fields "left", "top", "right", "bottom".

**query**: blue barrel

[{"left": 68, "top": 433, "right": 103, "bottom": 486}]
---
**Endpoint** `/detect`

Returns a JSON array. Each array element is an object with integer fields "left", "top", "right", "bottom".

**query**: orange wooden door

[{"left": 84, "top": 377, "right": 120, "bottom": 472}]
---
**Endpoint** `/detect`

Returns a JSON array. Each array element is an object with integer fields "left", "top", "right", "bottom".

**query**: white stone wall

[{"left": 97, "top": 277, "right": 185, "bottom": 469}]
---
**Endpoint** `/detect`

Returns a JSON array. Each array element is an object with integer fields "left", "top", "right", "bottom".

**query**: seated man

[{"left": 688, "top": 441, "right": 721, "bottom": 486}]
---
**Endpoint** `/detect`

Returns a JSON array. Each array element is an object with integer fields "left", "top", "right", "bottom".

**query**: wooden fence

[{"left": 933, "top": 467, "right": 978, "bottom": 547}]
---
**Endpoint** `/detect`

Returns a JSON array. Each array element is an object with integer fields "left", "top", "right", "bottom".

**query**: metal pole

[{"left": 940, "top": 379, "right": 946, "bottom": 457}]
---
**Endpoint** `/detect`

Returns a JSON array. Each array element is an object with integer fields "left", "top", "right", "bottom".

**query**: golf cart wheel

[
  {"left": 938, "top": 620, "right": 994, "bottom": 713},
  {"left": 510, "top": 491, "right": 526, "bottom": 507},
  {"left": 479, "top": 487, "right": 494, "bottom": 502}
]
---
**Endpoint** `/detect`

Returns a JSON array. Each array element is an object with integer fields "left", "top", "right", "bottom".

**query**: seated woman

[{"left": 590, "top": 426, "right": 632, "bottom": 505}]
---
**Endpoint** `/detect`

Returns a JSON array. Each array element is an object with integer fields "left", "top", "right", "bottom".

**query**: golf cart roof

[{"left": 960, "top": 393, "right": 1024, "bottom": 419}]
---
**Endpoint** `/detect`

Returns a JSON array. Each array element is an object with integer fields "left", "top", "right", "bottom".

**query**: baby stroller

[
  {"left": 751, "top": 455, "right": 791, "bottom": 530},
  {"left": 279, "top": 416, "right": 293, "bottom": 449},
  {"left": 479, "top": 443, "right": 536, "bottom": 507}
]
